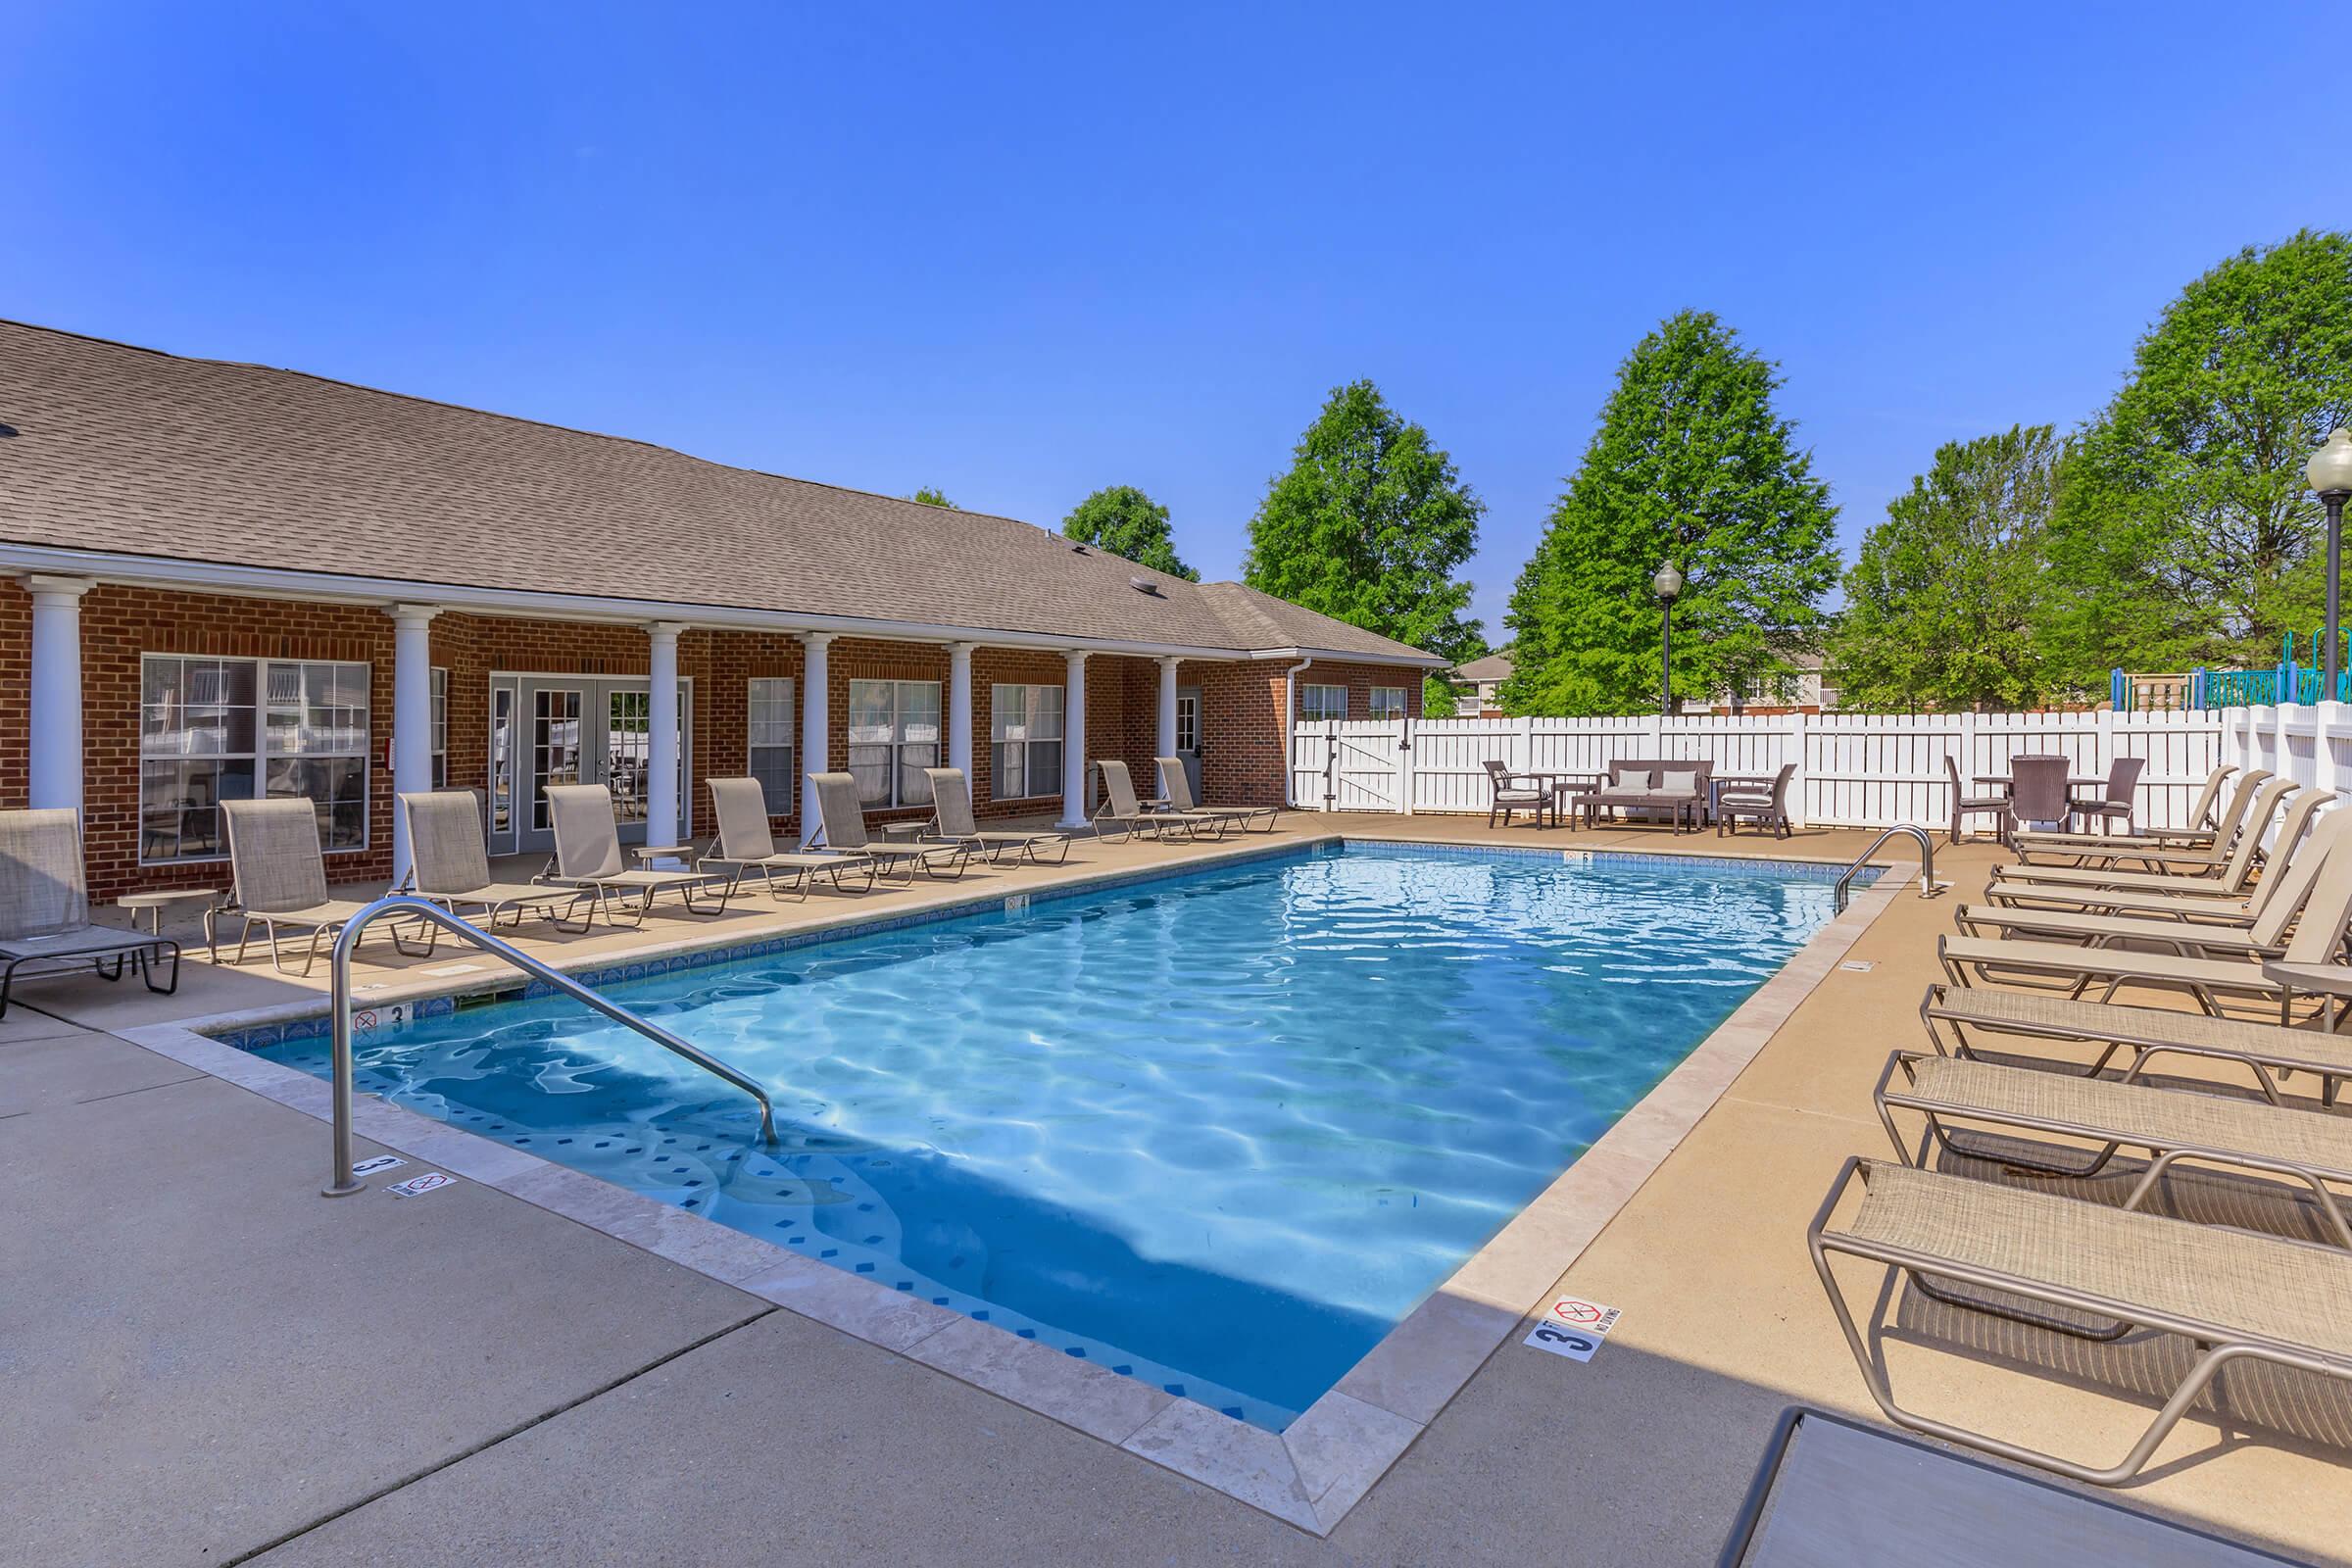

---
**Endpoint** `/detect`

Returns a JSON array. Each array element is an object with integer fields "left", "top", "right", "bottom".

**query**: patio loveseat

[{"left": 1578, "top": 758, "right": 1714, "bottom": 833}]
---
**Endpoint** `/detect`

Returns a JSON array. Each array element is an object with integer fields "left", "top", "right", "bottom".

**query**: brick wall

[{"left": 0, "top": 579, "right": 27, "bottom": 813}]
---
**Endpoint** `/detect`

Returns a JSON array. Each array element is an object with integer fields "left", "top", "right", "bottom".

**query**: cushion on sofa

[
  {"left": 1616, "top": 769, "right": 1653, "bottom": 791},
  {"left": 1659, "top": 769, "right": 1697, "bottom": 795}
]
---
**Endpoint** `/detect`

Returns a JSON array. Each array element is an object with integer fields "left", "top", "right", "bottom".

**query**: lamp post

[
  {"left": 2312, "top": 429, "right": 2352, "bottom": 704},
  {"left": 1652, "top": 561, "right": 1685, "bottom": 717}
]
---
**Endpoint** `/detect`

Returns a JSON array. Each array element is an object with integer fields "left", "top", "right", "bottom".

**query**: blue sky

[{"left": 2, "top": 3, "right": 2338, "bottom": 641}]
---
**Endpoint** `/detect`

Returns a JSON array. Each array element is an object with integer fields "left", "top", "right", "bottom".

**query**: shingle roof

[
  {"left": 0, "top": 319, "right": 1439, "bottom": 663},
  {"left": 1451, "top": 653, "right": 1513, "bottom": 681}
]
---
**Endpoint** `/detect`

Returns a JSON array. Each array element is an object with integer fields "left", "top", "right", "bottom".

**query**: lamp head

[
  {"left": 1652, "top": 562, "right": 1685, "bottom": 602},
  {"left": 2310, "top": 428, "right": 2352, "bottom": 499}
]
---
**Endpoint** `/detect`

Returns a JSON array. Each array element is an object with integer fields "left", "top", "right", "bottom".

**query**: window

[
  {"left": 990, "top": 683, "right": 1065, "bottom": 800},
  {"left": 531, "top": 689, "right": 582, "bottom": 831},
  {"left": 747, "top": 677, "right": 797, "bottom": 813},
  {"left": 489, "top": 683, "right": 515, "bottom": 836},
  {"left": 139, "top": 656, "right": 369, "bottom": 863},
  {"left": 1369, "top": 686, "right": 1406, "bottom": 720},
  {"left": 1299, "top": 683, "right": 1348, "bottom": 722},
  {"left": 848, "top": 679, "right": 941, "bottom": 808},
  {"left": 430, "top": 667, "right": 449, "bottom": 788},
  {"left": 1174, "top": 692, "right": 1199, "bottom": 753}
]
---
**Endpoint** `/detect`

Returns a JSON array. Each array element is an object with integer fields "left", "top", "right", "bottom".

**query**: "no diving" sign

[{"left": 1524, "top": 1296, "right": 1620, "bottom": 1363}]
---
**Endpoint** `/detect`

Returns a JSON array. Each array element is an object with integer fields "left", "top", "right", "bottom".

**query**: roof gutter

[{"left": 1282, "top": 656, "right": 1316, "bottom": 808}]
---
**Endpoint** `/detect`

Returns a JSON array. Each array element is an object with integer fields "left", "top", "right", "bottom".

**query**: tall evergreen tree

[
  {"left": 1061, "top": 485, "right": 1199, "bottom": 580},
  {"left": 1831, "top": 424, "right": 2061, "bottom": 711},
  {"left": 1502, "top": 312, "right": 1838, "bottom": 715},
  {"left": 2038, "top": 230, "right": 2352, "bottom": 685},
  {"left": 1244, "top": 380, "right": 1485, "bottom": 714}
]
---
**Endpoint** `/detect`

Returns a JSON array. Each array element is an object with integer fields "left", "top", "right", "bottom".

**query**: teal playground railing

[{"left": 2121, "top": 629, "right": 2352, "bottom": 710}]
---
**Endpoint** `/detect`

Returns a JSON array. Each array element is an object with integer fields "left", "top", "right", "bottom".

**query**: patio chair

[
  {"left": 1715, "top": 764, "right": 1795, "bottom": 839},
  {"left": 807, "top": 772, "right": 973, "bottom": 880},
  {"left": 1995, "top": 777, "right": 2297, "bottom": 900},
  {"left": 2005, "top": 756, "right": 2076, "bottom": 837},
  {"left": 700, "top": 776, "right": 878, "bottom": 898},
  {"left": 1944, "top": 757, "right": 2011, "bottom": 846},
  {"left": 1482, "top": 760, "right": 1548, "bottom": 829},
  {"left": 211, "top": 798, "right": 419, "bottom": 975},
  {"left": 398, "top": 790, "right": 596, "bottom": 930},
  {"left": 1873, "top": 1048, "right": 2352, "bottom": 1247},
  {"left": 1157, "top": 758, "right": 1278, "bottom": 834},
  {"left": 2012, "top": 770, "right": 2277, "bottom": 872},
  {"left": 0, "top": 808, "right": 178, "bottom": 1017},
  {"left": 2072, "top": 756, "right": 2146, "bottom": 836},
  {"left": 1093, "top": 759, "right": 1210, "bottom": 841},
  {"left": 536, "top": 783, "right": 734, "bottom": 926},
  {"left": 2011, "top": 764, "right": 2239, "bottom": 854},
  {"left": 919, "top": 767, "right": 1070, "bottom": 865},
  {"left": 1808, "top": 1156, "right": 2352, "bottom": 1486}
]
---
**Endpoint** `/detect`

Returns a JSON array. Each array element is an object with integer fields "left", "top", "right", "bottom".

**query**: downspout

[{"left": 1283, "top": 657, "right": 1317, "bottom": 808}]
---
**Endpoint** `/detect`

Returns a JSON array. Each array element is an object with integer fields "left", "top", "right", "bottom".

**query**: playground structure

[{"left": 2114, "top": 630, "right": 2352, "bottom": 711}]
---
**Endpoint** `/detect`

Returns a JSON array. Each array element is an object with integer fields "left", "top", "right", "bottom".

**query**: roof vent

[
  {"left": 1069, "top": 542, "right": 1091, "bottom": 555},
  {"left": 1130, "top": 575, "right": 1162, "bottom": 596}
]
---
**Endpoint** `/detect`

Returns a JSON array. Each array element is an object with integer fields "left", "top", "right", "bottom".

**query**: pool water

[{"left": 254, "top": 844, "right": 1841, "bottom": 1429}]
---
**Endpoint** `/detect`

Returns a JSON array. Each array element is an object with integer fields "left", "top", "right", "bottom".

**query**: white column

[
  {"left": 948, "top": 642, "right": 976, "bottom": 780},
  {"left": 799, "top": 632, "right": 834, "bottom": 847},
  {"left": 1155, "top": 656, "right": 1181, "bottom": 760},
  {"left": 1058, "top": 650, "right": 1090, "bottom": 829},
  {"left": 647, "top": 621, "right": 684, "bottom": 848},
  {"left": 386, "top": 603, "right": 440, "bottom": 886},
  {"left": 25, "top": 575, "right": 94, "bottom": 815}
]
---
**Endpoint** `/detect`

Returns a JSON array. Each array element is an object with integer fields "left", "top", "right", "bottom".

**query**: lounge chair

[
  {"left": 1872, "top": 1048, "right": 2352, "bottom": 1248},
  {"left": 919, "top": 767, "right": 1070, "bottom": 865},
  {"left": 807, "top": 772, "right": 972, "bottom": 880},
  {"left": 1157, "top": 758, "right": 1277, "bottom": 834},
  {"left": 536, "top": 783, "right": 733, "bottom": 926},
  {"left": 1808, "top": 1156, "right": 2352, "bottom": 1485},
  {"left": 211, "top": 798, "right": 419, "bottom": 975},
  {"left": 2009, "top": 765, "right": 2239, "bottom": 855},
  {"left": 1994, "top": 777, "right": 2296, "bottom": 900},
  {"left": 1715, "top": 764, "right": 1795, "bottom": 839},
  {"left": 0, "top": 808, "right": 178, "bottom": 1016},
  {"left": 1944, "top": 757, "right": 2012, "bottom": 846},
  {"left": 1093, "top": 759, "right": 1210, "bottom": 841},
  {"left": 1481, "top": 760, "right": 1550, "bottom": 829},
  {"left": 700, "top": 777, "right": 877, "bottom": 898},
  {"left": 399, "top": 790, "right": 596, "bottom": 930},
  {"left": 2010, "top": 771, "right": 2278, "bottom": 872}
]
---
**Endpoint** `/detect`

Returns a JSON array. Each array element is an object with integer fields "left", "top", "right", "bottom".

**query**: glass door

[
  {"left": 506, "top": 677, "right": 691, "bottom": 855},
  {"left": 1176, "top": 686, "right": 1204, "bottom": 801}
]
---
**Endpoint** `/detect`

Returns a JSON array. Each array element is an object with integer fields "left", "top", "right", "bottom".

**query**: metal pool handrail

[
  {"left": 1834, "top": 825, "right": 1939, "bottom": 913},
  {"left": 321, "top": 895, "right": 777, "bottom": 1197}
]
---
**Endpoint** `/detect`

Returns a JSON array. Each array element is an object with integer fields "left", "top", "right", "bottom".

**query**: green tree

[
  {"left": 1502, "top": 311, "right": 1839, "bottom": 715},
  {"left": 909, "top": 486, "right": 955, "bottom": 508},
  {"left": 1831, "top": 425, "right": 2062, "bottom": 711},
  {"left": 2038, "top": 229, "right": 2352, "bottom": 685},
  {"left": 1061, "top": 485, "right": 1199, "bottom": 580},
  {"left": 1244, "top": 380, "right": 1485, "bottom": 717}
]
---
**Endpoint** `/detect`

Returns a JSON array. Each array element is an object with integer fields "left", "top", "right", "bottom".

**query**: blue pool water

[{"left": 252, "top": 844, "right": 1842, "bottom": 1428}]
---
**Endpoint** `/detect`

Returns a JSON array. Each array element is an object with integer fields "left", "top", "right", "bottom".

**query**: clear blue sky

[{"left": 3, "top": 3, "right": 2338, "bottom": 641}]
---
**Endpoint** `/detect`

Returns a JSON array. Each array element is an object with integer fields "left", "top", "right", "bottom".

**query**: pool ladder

[
  {"left": 1833, "top": 824, "right": 1942, "bottom": 914},
  {"left": 322, "top": 895, "right": 777, "bottom": 1198}
]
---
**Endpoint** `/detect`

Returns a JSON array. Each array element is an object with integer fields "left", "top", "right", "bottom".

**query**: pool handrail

[
  {"left": 321, "top": 894, "right": 777, "bottom": 1196},
  {"left": 1835, "top": 824, "right": 1940, "bottom": 913}
]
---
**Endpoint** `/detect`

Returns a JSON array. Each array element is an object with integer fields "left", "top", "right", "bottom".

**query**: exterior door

[
  {"left": 504, "top": 676, "right": 691, "bottom": 855},
  {"left": 1176, "top": 686, "right": 1204, "bottom": 799}
]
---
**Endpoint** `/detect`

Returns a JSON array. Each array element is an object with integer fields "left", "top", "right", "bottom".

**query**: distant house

[
  {"left": 1683, "top": 653, "right": 1839, "bottom": 716},
  {"left": 1447, "top": 653, "right": 1513, "bottom": 715}
]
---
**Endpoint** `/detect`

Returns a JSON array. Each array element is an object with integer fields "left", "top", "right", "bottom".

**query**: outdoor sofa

[{"left": 1578, "top": 758, "right": 1714, "bottom": 833}]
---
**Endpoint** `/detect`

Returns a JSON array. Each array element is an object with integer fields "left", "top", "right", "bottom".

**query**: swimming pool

[{"left": 249, "top": 842, "right": 1845, "bottom": 1429}]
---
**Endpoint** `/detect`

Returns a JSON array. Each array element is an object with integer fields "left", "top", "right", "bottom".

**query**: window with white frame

[
  {"left": 747, "top": 677, "right": 798, "bottom": 814},
  {"left": 430, "top": 666, "right": 449, "bottom": 788},
  {"left": 990, "top": 683, "right": 1065, "bottom": 800},
  {"left": 1298, "top": 683, "right": 1348, "bottom": 722},
  {"left": 847, "top": 679, "right": 941, "bottom": 808},
  {"left": 139, "top": 656, "right": 369, "bottom": 863},
  {"left": 1174, "top": 692, "right": 1199, "bottom": 753},
  {"left": 1369, "top": 686, "right": 1406, "bottom": 720}
]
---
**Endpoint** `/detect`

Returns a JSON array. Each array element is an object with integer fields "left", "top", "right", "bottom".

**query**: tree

[
  {"left": 1244, "top": 380, "right": 1485, "bottom": 716},
  {"left": 2037, "top": 230, "right": 2352, "bottom": 685},
  {"left": 1831, "top": 425, "right": 2062, "bottom": 710},
  {"left": 909, "top": 486, "right": 955, "bottom": 508},
  {"left": 1061, "top": 485, "right": 1199, "bottom": 580},
  {"left": 1501, "top": 311, "right": 1839, "bottom": 715}
]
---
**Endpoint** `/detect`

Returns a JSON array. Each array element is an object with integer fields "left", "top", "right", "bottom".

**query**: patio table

[
  {"left": 1519, "top": 770, "right": 1600, "bottom": 829},
  {"left": 1974, "top": 773, "right": 2108, "bottom": 834}
]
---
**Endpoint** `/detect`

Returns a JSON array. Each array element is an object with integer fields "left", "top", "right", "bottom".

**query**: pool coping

[{"left": 117, "top": 832, "right": 1907, "bottom": 1537}]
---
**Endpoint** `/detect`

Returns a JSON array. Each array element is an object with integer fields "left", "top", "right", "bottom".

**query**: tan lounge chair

[
  {"left": 399, "top": 790, "right": 596, "bottom": 931},
  {"left": 1984, "top": 781, "right": 2322, "bottom": 915},
  {"left": 919, "top": 767, "right": 1070, "bottom": 865},
  {"left": 807, "top": 772, "right": 971, "bottom": 880},
  {"left": 1994, "top": 777, "right": 2296, "bottom": 899},
  {"left": 211, "top": 797, "right": 419, "bottom": 974},
  {"left": 1093, "top": 759, "right": 1209, "bottom": 841},
  {"left": 2009, "top": 771, "right": 2279, "bottom": 872},
  {"left": 701, "top": 777, "right": 877, "bottom": 898},
  {"left": 1808, "top": 1156, "right": 2352, "bottom": 1485},
  {"left": 2010, "top": 764, "right": 2238, "bottom": 855},
  {"left": 1156, "top": 758, "right": 1277, "bottom": 834},
  {"left": 0, "top": 808, "right": 178, "bottom": 1015},
  {"left": 536, "top": 783, "right": 733, "bottom": 926}
]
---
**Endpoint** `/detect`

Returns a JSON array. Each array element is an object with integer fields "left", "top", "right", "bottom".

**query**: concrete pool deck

[{"left": 6, "top": 812, "right": 2349, "bottom": 1564}]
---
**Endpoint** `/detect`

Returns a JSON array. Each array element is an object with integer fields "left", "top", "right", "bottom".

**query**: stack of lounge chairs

[{"left": 1809, "top": 762, "right": 2352, "bottom": 1486}]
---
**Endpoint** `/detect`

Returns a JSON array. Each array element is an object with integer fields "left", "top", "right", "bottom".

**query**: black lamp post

[
  {"left": 1652, "top": 561, "right": 1685, "bottom": 717},
  {"left": 2312, "top": 429, "right": 2352, "bottom": 703}
]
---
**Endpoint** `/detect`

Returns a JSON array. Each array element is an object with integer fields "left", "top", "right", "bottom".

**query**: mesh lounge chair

[
  {"left": 807, "top": 772, "right": 972, "bottom": 880},
  {"left": 1157, "top": 758, "right": 1277, "bottom": 834},
  {"left": 701, "top": 777, "right": 877, "bottom": 898},
  {"left": 1716, "top": 764, "right": 1795, "bottom": 839},
  {"left": 1808, "top": 1156, "right": 2352, "bottom": 1486},
  {"left": 1995, "top": 777, "right": 2296, "bottom": 900},
  {"left": 211, "top": 798, "right": 418, "bottom": 975},
  {"left": 1093, "top": 760, "right": 1209, "bottom": 841},
  {"left": 919, "top": 768, "right": 1070, "bottom": 865},
  {"left": 1944, "top": 756, "right": 2012, "bottom": 846},
  {"left": 2011, "top": 771, "right": 2278, "bottom": 872},
  {"left": 1482, "top": 760, "right": 1549, "bottom": 829},
  {"left": 2011, "top": 765, "right": 2239, "bottom": 855},
  {"left": 399, "top": 790, "right": 595, "bottom": 930},
  {"left": 0, "top": 808, "right": 178, "bottom": 1016},
  {"left": 536, "top": 783, "right": 733, "bottom": 926}
]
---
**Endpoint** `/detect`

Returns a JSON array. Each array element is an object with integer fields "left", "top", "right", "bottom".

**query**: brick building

[{"left": 0, "top": 321, "right": 1441, "bottom": 900}]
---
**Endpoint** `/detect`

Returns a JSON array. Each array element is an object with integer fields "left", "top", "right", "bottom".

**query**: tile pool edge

[{"left": 130, "top": 841, "right": 1910, "bottom": 1536}]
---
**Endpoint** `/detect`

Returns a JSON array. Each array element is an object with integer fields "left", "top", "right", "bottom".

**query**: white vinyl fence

[{"left": 1291, "top": 709, "right": 2230, "bottom": 831}]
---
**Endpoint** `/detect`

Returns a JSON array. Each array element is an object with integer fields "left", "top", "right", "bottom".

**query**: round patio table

[{"left": 1975, "top": 773, "right": 2112, "bottom": 833}]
